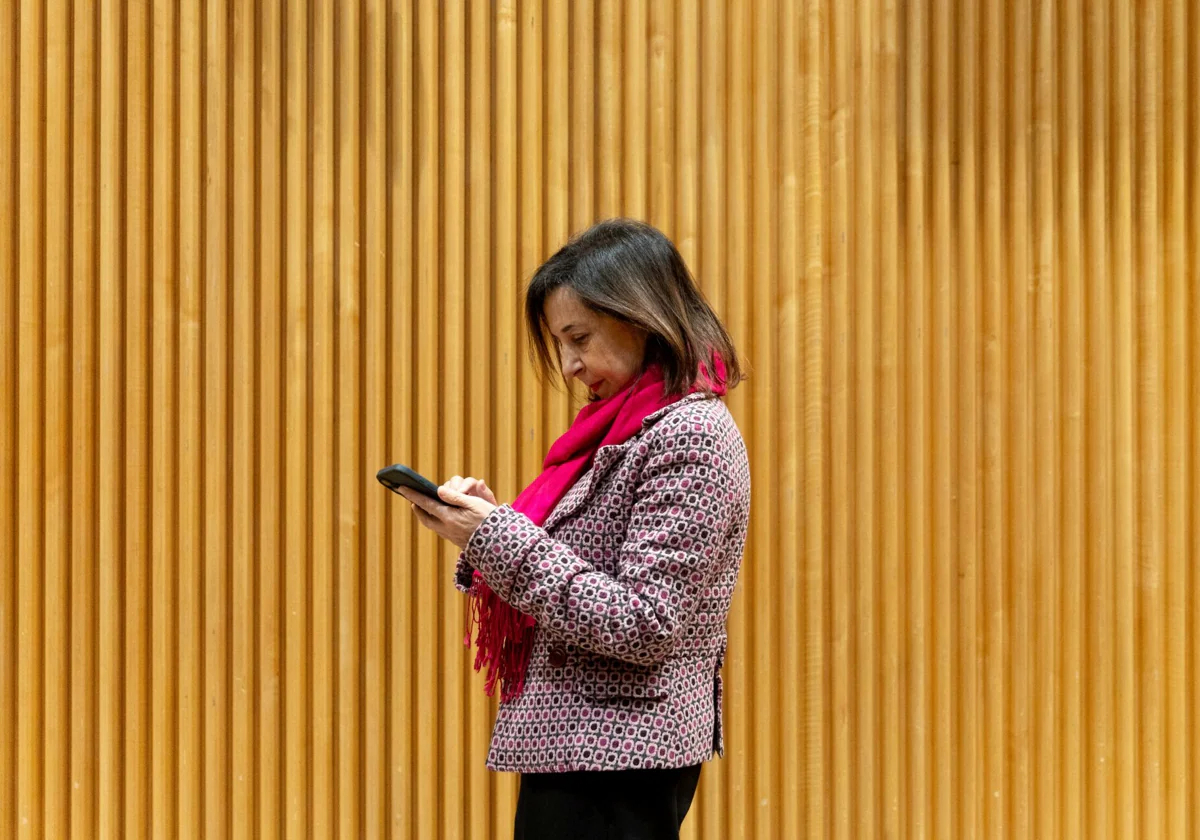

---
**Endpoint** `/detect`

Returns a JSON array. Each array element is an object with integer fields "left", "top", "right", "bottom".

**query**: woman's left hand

[{"left": 398, "top": 484, "right": 497, "bottom": 549}]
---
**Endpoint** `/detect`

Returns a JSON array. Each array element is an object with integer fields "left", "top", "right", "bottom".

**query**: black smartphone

[{"left": 376, "top": 464, "right": 442, "bottom": 500}]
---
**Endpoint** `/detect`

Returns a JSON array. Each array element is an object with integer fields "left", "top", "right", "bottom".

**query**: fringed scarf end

[{"left": 464, "top": 573, "right": 536, "bottom": 702}]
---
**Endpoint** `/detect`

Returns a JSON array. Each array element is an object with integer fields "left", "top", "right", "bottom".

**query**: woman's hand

[{"left": 398, "top": 477, "right": 498, "bottom": 550}]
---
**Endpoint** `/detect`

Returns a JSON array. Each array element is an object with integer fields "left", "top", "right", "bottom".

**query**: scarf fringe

[{"left": 465, "top": 573, "right": 536, "bottom": 703}]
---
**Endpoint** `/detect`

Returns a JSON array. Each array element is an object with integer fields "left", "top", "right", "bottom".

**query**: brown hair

[{"left": 524, "top": 218, "right": 744, "bottom": 397}]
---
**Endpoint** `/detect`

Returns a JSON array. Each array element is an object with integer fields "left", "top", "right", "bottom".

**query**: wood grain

[{"left": 2, "top": 2, "right": 1196, "bottom": 837}]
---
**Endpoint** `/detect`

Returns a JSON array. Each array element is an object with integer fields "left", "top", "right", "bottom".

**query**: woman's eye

[{"left": 572, "top": 334, "right": 588, "bottom": 345}]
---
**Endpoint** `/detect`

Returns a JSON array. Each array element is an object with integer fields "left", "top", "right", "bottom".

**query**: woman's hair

[{"left": 524, "top": 218, "right": 744, "bottom": 397}]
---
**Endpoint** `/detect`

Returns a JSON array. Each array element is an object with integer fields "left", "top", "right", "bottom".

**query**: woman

[{"left": 399, "top": 219, "right": 750, "bottom": 839}]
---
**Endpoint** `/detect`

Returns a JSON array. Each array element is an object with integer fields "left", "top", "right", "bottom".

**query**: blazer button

[{"left": 548, "top": 646, "right": 568, "bottom": 668}]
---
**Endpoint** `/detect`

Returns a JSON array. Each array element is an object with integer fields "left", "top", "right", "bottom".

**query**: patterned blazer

[{"left": 454, "top": 392, "right": 751, "bottom": 773}]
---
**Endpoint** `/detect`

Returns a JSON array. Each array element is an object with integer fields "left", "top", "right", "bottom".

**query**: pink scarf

[{"left": 466, "top": 359, "right": 727, "bottom": 701}]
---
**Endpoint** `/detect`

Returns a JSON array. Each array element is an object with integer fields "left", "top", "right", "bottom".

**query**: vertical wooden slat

[
  {"left": 929, "top": 1, "right": 954, "bottom": 836},
  {"left": 123, "top": 0, "right": 151, "bottom": 831},
  {"left": 413, "top": 1, "right": 439, "bottom": 837},
  {"left": 283, "top": 0, "right": 313, "bottom": 837},
  {"left": 623, "top": 0, "right": 647, "bottom": 217},
  {"left": 725, "top": 0, "right": 751, "bottom": 836},
  {"left": 1191, "top": 12, "right": 1200, "bottom": 831},
  {"left": 902, "top": 0, "right": 929, "bottom": 833},
  {"left": 362, "top": 0, "right": 388, "bottom": 834},
  {"left": 201, "top": 0, "right": 230, "bottom": 837},
  {"left": 1111, "top": 0, "right": 1138, "bottom": 832},
  {"left": 1032, "top": 0, "right": 1061, "bottom": 837},
  {"left": 282, "top": 0, "right": 310, "bottom": 834},
  {"left": 255, "top": 0, "right": 283, "bottom": 834},
  {"left": 310, "top": 0, "right": 334, "bottom": 833},
  {"left": 777, "top": 2, "right": 804, "bottom": 838},
  {"left": 44, "top": 0, "right": 72, "bottom": 834},
  {"left": 545, "top": 0, "right": 570, "bottom": 439},
  {"left": 16, "top": 0, "right": 47, "bottom": 836},
  {"left": 1085, "top": 0, "right": 1115, "bottom": 834},
  {"left": 518, "top": 0, "right": 544, "bottom": 491},
  {"left": 336, "top": 0, "right": 364, "bottom": 835},
  {"left": 1008, "top": 0, "right": 1033, "bottom": 830},
  {"left": 0, "top": 0, "right": 17, "bottom": 830},
  {"left": 952, "top": 0, "right": 981, "bottom": 834},
  {"left": 802, "top": 0, "right": 826, "bottom": 838},
  {"left": 568, "top": 0, "right": 592, "bottom": 236},
  {"left": 464, "top": 0, "right": 492, "bottom": 834},
  {"left": 749, "top": 0, "right": 778, "bottom": 836},
  {"left": 149, "top": 1, "right": 181, "bottom": 835},
  {"left": 177, "top": 0, "right": 203, "bottom": 833},
  {"left": 1135, "top": 3, "right": 1165, "bottom": 837},
  {"left": 877, "top": 0, "right": 901, "bottom": 834},
  {"left": 597, "top": 0, "right": 621, "bottom": 218},
  {"left": 674, "top": 0, "right": 697, "bottom": 266},
  {"left": 1162, "top": 1, "right": 1188, "bottom": 837},
  {"left": 570, "top": 0, "right": 595, "bottom": 232},
  {"left": 698, "top": 0, "right": 724, "bottom": 317},
  {"left": 96, "top": 1, "right": 127, "bottom": 834},
  {"left": 853, "top": 0, "right": 879, "bottom": 833},
  {"left": 69, "top": 0, "right": 99, "bottom": 834},
  {"left": 981, "top": 0, "right": 1007, "bottom": 835},
  {"left": 826, "top": 0, "right": 850, "bottom": 833},
  {"left": 1190, "top": 7, "right": 1200, "bottom": 828},
  {"left": 440, "top": 1, "right": 467, "bottom": 837},
  {"left": 385, "top": 0, "right": 413, "bottom": 836},
  {"left": 229, "top": 0, "right": 257, "bottom": 834},
  {"left": 1059, "top": 0, "right": 1085, "bottom": 834},
  {"left": 648, "top": 0, "right": 673, "bottom": 233},
  {"left": 465, "top": 4, "right": 494, "bottom": 835}
]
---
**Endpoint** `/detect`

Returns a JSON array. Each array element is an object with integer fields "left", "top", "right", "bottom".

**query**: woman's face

[{"left": 544, "top": 287, "right": 648, "bottom": 400}]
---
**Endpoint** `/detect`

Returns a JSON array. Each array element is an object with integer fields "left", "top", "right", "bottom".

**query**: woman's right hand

[{"left": 442, "top": 475, "right": 499, "bottom": 506}]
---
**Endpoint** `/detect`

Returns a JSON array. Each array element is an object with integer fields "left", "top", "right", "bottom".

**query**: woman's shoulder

[
  {"left": 643, "top": 393, "right": 745, "bottom": 452},
  {"left": 640, "top": 395, "right": 751, "bottom": 502}
]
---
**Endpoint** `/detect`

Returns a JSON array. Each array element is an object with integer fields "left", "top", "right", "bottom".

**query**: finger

[
  {"left": 448, "top": 474, "right": 465, "bottom": 491},
  {"left": 398, "top": 486, "right": 441, "bottom": 509},
  {"left": 407, "top": 488, "right": 449, "bottom": 516},
  {"left": 461, "top": 477, "right": 490, "bottom": 499},
  {"left": 437, "top": 484, "right": 477, "bottom": 509},
  {"left": 410, "top": 503, "right": 442, "bottom": 532}
]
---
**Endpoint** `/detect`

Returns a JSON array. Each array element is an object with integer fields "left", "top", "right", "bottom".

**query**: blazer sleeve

[{"left": 460, "top": 415, "right": 743, "bottom": 665}]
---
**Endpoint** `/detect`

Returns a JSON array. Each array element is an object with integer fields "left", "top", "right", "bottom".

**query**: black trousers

[{"left": 512, "top": 763, "right": 702, "bottom": 840}]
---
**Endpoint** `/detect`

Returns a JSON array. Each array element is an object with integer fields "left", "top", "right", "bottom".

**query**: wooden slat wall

[{"left": 1, "top": 1, "right": 1197, "bottom": 837}]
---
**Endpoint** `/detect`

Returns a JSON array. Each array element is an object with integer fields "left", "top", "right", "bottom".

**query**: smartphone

[{"left": 376, "top": 464, "right": 442, "bottom": 500}]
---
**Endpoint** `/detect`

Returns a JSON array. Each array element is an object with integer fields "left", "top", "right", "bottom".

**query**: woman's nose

[{"left": 561, "top": 351, "right": 582, "bottom": 379}]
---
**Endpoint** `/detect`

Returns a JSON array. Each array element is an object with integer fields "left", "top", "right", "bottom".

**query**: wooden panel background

[{"left": 1, "top": 0, "right": 1198, "bottom": 837}]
